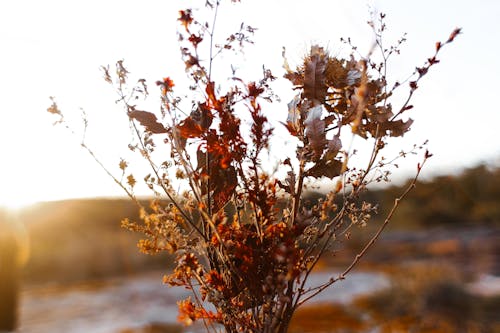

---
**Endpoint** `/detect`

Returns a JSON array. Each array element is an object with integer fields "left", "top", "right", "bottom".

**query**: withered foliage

[{"left": 49, "top": 2, "right": 460, "bottom": 332}]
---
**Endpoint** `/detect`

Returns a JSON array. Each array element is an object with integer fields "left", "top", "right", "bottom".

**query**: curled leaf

[
  {"left": 304, "top": 105, "right": 327, "bottom": 160},
  {"left": 286, "top": 94, "right": 301, "bottom": 135}
]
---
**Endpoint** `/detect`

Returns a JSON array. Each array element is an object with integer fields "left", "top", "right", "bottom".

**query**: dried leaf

[
  {"left": 47, "top": 97, "right": 62, "bottom": 120},
  {"left": 177, "top": 116, "right": 204, "bottom": 138},
  {"left": 128, "top": 110, "right": 167, "bottom": 134},
  {"left": 127, "top": 174, "right": 136, "bottom": 188},
  {"left": 325, "top": 57, "right": 352, "bottom": 89},
  {"left": 388, "top": 118, "right": 413, "bottom": 137},
  {"left": 324, "top": 135, "right": 342, "bottom": 160},
  {"left": 119, "top": 159, "right": 128, "bottom": 171},
  {"left": 188, "top": 34, "right": 203, "bottom": 46},
  {"left": 304, "top": 105, "right": 327, "bottom": 160},
  {"left": 247, "top": 82, "right": 264, "bottom": 98},
  {"left": 206, "top": 81, "right": 221, "bottom": 110},
  {"left": 156, "top": 77, "right": 174, "bottom": 95},
  {"left": 346, "top": 69, "right": 362, "bottom": 86},
  {"left": 286, "top": 94, "right": 301, "bottom": 135},
  {"left": 306, "top": 158, "right": 343, "bottom": 179},
  {"left": 447, "top": 28, "right": 462, "bottom": 43},
  {"left": 212, "top": 165, "right": 237, "bottom": 212},
  {"left": 178, "top": 10, "right": 193, "bottom": 32},
  {"left": 303, "top": 45, "right": 328, "bottom": 103},
  {"left": 197, "top": 149, "right": 237, "bottom": 212}
]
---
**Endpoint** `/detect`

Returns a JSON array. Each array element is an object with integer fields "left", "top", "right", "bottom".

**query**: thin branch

[{"left": 298, "top": 152, "right": 430, "bottom": 306}]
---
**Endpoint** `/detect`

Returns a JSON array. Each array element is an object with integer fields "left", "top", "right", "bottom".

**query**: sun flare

[{"left": 0, "top": 196, "right": 38, "bottom": 211}]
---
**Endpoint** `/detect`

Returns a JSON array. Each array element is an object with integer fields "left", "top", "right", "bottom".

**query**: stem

[
  {"left": 208, "top": 1, "right": 220, "bottom": 82},
  {"left": 291, "top": 159, "right": 305, "bottom": 224},
  {"left": 298, "top": 153, "right": 429, "bottom": 306}
]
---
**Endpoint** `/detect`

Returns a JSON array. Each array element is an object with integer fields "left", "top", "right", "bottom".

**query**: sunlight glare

[{"left": 0, "top": 195, "right": 38, "bottom": 211}]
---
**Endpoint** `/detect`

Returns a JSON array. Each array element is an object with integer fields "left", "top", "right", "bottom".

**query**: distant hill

[
  {"left": 372, "top": 164, "right": 500, "bottom": 228},
  {"left": 13, "top": 164, "right": 499, "bottom": 285},
  {"left": 18, "top": 199, "right": 172, "bottom": 285}
]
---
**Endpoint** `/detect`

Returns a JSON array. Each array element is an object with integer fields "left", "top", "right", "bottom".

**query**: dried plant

[{"left": 48, "top": 2, "right": 460, "bottom": 332}]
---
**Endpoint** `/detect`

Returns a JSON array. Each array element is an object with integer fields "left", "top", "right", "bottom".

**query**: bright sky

[{"left": 1, "top": 0, "right": 499, "bottom": 209}]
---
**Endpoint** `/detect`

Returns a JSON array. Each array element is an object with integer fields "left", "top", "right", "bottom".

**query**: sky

[{"left": 1, "top": 0, "right": 499, "bottom": 209}]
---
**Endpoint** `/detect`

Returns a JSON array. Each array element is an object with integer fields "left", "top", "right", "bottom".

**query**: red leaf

[
  {"left": 447, "top": 28, "right": 462, "bottom": 43},
  {"left": 206, "top": 82, "right": 222, "bottom": 111},
  {"left": 212, "top": 165, "right": 237, "bottom": 212},
  {"left": 247, "top": 82, "right": 264, "bottom": 98},
  {"left": 178, "top": 10, "right": 193, "bottom": 32},
  {"left": 188, "top": 34, "right": 203, "bottom": 46},
  {"left": 156, "top": 77, "right": 175, "bottom": 95},
  {"left": 177, "top": 116, "right": 204, "bottom": 138}
]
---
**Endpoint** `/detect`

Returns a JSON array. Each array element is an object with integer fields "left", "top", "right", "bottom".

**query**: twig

[{"left": 298, "top": 151, "right": 431, "bottom": 306}]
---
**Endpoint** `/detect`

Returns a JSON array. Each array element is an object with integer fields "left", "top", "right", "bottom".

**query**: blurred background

[
  {"left": 1, "top": 168, "right": 499, "bottom": 332},
  {"left": 1, "top": 0, "right": 499, "bottom": 332}
]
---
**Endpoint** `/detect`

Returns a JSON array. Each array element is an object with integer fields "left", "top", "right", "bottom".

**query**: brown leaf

[
  {"left": 365, "top": 117, "right": 413, "bottom": 138},
  {"left": 303, "top": 45, "right": 328, "bottom": 103},
  {"left": 325, "top": 58, "right": 349, "bottom": 89},
  {"left": 284, "top": 71, "right": 303, "bottom": 86},
  {"left": 119, "top": 159, "right": 128, "bottom": 171},
  {"left": 286, "top": 94, "right": 301, "bottom": 135},
  {"left": 324, "top": 135, "right": 342, "bottom": 160},
  {"left": 388, "top": 118, "right": 413, "bottom": 137},
  {"left": 128, "top": 110, "right": 167, "bottom": 134},
  {"left": 127, "top": 174, "right": 136, "bottom": 188},
  {"left": 188, "top": 34, "right": 203, "bottom": 46},
  {"left": 304, "top": 105, "right": 327, "bottom": 160},
  {"left": 306, "top": 158, "right": 343, "bottom": 179},
  {"left": 247, "top": 82, "right": 265, "bottom": 98},
  {"left": 196, "top": 149, "right": 237, "bottom": 212},
  {"left": 178, "top": 10, "right": 193, "bottom": 32},
  {"left": 447, "top": 28, "right": 462, "bottom": 43}
]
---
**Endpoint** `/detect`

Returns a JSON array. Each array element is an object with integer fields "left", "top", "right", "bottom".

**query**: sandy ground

[
  {"left": 17, "top": 269, "right": 499, "bottom": 333},
  {"left": 18, "top": 270, "right": 390, "bottom": 333}
]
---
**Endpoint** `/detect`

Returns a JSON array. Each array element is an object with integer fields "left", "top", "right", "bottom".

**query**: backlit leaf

[
  {"left": 211, "top": 165, "right": 237, "bottom": 212},
  {"left": 304, "top": 105, "right": 327, "bottom": 160},
  {"left": 177, "top": 116, "right": 204, "bottom": 138},
  {"left": 303, "top": 45, "right": 328, "bottom": 103},
  {"left": 286, "top": 94, "right": 301, "bottom": 135}
]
